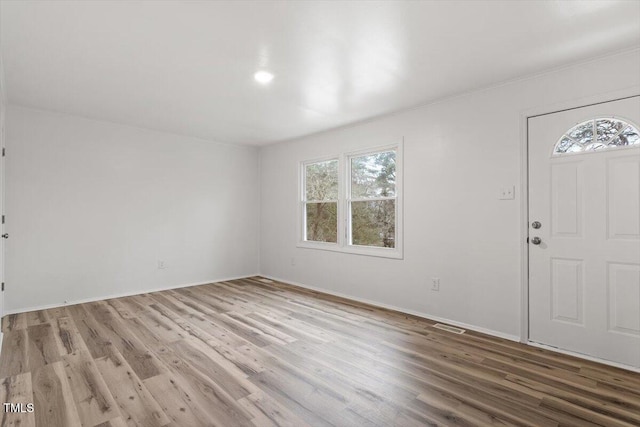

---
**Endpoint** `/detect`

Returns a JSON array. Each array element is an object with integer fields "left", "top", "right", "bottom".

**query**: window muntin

[
  {"left": 554, "top": 118, "right": 640, "bottom": 155},
  {"left": 303, "top": 159, "right": 338, "bottom": 243},
  {"left": 348, "top": 150, "right": 396, "bottom": 248}
]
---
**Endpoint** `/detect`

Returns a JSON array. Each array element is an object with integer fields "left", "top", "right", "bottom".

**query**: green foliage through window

[
  {"left": 304, "top": 160, "right": 338, "bottom": 242},
  {"left": 349, "top": 150, "right": 396, "bottom": 248},
  {"left": 351, "top": 200, "right": 395, "bottom": 248},
  {"left": 351, "top": 151, "right": 396, "bottom": 199},
  {"left": 306, "top": 202, "right": 337, "bottom": 243},
  {"left": 305, "top": 160, "right": 338, "bottom": 201}
]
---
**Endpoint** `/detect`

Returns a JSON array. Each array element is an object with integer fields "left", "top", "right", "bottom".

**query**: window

[
  {"left": 348, "top": 150, "right": 396, "bottom": 248},
  {"left": 303, "top": 159, "right": 338, "bottom": 243},
  {"left": 299, "top": 144, "right": 402, "bottom": 258},
  {"left": 553, "top": 118, "right": 639, "bottom": 155}
]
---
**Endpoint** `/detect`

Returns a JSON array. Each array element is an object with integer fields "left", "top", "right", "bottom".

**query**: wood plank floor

[{"left": 1, "top": 277, "right": 639, "bottom": 427}]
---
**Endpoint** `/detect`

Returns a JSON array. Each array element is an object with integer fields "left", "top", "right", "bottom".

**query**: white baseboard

[
  {"left": 527, "top": 341, "right": 640, "bottom": 373},
  {"left": 259, "top": 274, "right": 521, "bottom": 342},
  {"left": 2, "top": 273, "right": 259, "bottom": 316}
]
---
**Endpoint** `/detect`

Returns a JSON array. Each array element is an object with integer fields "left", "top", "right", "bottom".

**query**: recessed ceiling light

[{"left": 254, "top": 70, "right": 274, "bottom": 84}]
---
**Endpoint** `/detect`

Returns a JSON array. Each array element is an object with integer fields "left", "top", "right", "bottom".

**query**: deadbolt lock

[{"left": 531, "top": 221, "right": 542, "bottom": 229}]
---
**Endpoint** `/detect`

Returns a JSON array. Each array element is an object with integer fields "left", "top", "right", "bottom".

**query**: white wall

[
  {"left": 6, "top": 107, "right": 260, "bottom": 313},
  {"left": 260, "top": 50, "right": 640, "bottom": 340}
]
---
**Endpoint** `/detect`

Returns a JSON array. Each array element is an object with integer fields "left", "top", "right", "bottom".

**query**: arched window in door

[{"left": 553, "top": 118, "right": 639, "bottom": 155}]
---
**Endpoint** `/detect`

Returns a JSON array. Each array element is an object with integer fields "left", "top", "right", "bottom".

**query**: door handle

[
  {"left": 531, "top": 236, "right": 541, "bottom": 245},
  {"left": 1, "top": 233, "right": 8, "bottom": 239}
]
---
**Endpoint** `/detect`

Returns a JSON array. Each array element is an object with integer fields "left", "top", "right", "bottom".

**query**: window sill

[{"left": 296, "top": 241, "right": 403, "bottom": 259}]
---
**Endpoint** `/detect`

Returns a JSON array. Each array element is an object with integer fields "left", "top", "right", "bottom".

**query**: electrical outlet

[
  {"left": 498, "top": 186, "right": 515, "bottom": 200},
  {"left": 158, "top": 260, "right": 167, "bottom": 269},
  {"left": 431, "top": 277, "right": 440, "bottom": 291}
]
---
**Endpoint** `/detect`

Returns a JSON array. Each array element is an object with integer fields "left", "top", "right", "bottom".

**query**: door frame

[
  {"left": 518, "top": 85, "right": 640, "bottom": 371},
  {"left": 0, "top": 59, "right": 5, "bottom": 350}
]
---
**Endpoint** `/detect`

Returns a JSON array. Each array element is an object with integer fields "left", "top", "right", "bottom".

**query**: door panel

[
  {"left": 529, "top": 96, "right": 640, "bottom": 369},
  {"left": 550, "top": 162, "right": 583, "bottom": 237},
  {"left": 550, "top": 258, "right": 584, "bottom": 325},
  {"left": 608, "top": 262, "right": 640, "bottom": 336}
]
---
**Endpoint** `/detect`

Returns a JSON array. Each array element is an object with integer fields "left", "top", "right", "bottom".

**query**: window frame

[{"left": 297, "top": 142, "right": 403, "bottom": 259}]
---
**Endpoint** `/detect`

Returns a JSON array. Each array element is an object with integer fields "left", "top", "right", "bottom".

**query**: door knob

[
  {"left": 1, "top": 233, "right": 8, "bottom": 239},
  {"left": 531, "top": 236, "right": 541, "bottom": 245}
]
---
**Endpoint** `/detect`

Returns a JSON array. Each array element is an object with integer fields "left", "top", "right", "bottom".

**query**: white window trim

[{"left": 297, "top": 141, "right": 403, "bottom": 259}]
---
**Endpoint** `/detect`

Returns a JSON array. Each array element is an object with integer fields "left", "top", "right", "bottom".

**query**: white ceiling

[{"left": 2, "top": 1, "right": 639, "bottom": 146}]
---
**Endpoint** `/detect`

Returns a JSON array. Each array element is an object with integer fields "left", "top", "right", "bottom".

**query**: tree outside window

[
  {"left": 349, "top": 150, "right": 396, "bottom": 248},
  {"left": 303, "top": 160, "right": 338, "bottom": 243}
]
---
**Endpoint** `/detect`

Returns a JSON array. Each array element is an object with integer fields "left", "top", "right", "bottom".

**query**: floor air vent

[
  {"left": 258, "top": 278, "right": 274, "bottom": 284},
  {"left": 432, "top": 323, "right": 466, "bottom": 334}
]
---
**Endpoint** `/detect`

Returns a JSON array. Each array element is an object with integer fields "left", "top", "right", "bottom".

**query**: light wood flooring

[{"left": 1, "top": 276, "right": 639, "bottom": 426}]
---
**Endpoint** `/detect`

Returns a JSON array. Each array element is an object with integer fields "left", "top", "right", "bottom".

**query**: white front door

[{"left": 528, "top": 96, "right": 640, "bottom": 369}]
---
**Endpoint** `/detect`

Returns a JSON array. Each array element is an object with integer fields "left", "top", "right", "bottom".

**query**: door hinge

[
  {"left": 1, "top": 283, "right": 4, "bottom": 292},
  {"left": 2, "top": 148, "right": 4, "bottom": 157},
  {"left": 1, "top": 215, "right": 4, "bottom": 224}
]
